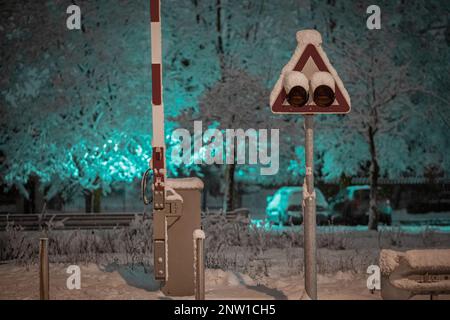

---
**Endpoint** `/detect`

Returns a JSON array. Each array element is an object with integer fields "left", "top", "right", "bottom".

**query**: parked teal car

[
  {"left": 329, "top": 185, "right": 392, "bottom": 225},
  {"left": 266, "top": 186, "right": 331, "bottom": 225}
]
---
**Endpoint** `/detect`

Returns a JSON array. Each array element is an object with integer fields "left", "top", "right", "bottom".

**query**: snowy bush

[{"left": 1, "top": 216, "right": 450, "bottom": 278}]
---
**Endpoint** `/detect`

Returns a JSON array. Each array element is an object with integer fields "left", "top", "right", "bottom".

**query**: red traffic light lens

[
  {"left": 287, "top": 86, "right": 309, "bottom": 107},
  {"left": 313, "top": 85, "right": 335, "bottom": 107}
]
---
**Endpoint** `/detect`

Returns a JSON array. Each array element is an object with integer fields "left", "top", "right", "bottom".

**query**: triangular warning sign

[{"left": 270, "top": 30, "right": 351, "bottom": 114}]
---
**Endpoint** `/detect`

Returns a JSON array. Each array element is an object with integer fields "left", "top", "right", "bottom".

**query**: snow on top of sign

[
  {"left": 283, "top": 71, "right": 309, "bottom": 93},
  {"left": 270, "top": 29, "right": 351, "bottom": 108},
  {"left": 296, "top": 29, "right": 322, "bottom": 46},
  {"left": 310, "top": 71, "right": 335, "bottom": 91}
]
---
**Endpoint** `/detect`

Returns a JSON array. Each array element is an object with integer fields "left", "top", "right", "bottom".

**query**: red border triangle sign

[{"left": 270, "top": 30, "right": 351, "bottom": 114}]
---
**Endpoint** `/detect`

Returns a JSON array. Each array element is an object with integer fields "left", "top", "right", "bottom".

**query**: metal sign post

[{"left": 303, "top": 115, "right": 317, "bottom": 299}]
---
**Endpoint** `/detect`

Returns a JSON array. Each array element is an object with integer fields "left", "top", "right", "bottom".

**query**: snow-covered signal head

[
  {"left": 283, "top": 71, "right": 336, "bottom": 108},
  {"left": 270, "top": 29, "right": 350, "bottom": 114},
  {"left": 310, "top": 71, "right": 335, "bottom": 107},
  {"left": 283, "top": 71, "right": 309, "bottom": 107}
]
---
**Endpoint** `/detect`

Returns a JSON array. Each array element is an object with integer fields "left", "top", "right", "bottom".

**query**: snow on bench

[{"left": 380, "top": 249, "right": 450, "bottom": 299}]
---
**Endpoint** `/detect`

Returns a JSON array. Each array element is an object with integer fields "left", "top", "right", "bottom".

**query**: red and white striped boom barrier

[
  {"left": 141, "top": 0, "right": 174, "bottom": 282},
  {"left": 143, "top": 1, "right": 203, "bottom": 294},
  {"left": 149, "top": 0, "right": 166, "bottom": 210}
]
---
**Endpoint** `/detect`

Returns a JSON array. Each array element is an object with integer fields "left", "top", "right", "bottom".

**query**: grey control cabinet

[{"left": 161, "top": 177, "right": 203, "bottom": 296}]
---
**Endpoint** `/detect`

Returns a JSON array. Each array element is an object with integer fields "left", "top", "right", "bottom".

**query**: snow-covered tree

[
  {"left": 312, "top": 0, "right": 448, "bottom": 230},
  {"left": 0, "top": 1, "right": 154, "bottom": 211},
  {"left": 172, "top": 68, "right": 269, "bottom": 211},
  {"left": 1, "top": 0, "right": 448, "bottom": 217}
]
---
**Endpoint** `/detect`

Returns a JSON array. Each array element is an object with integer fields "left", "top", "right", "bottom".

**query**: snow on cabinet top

[
  {"left": 270, "top": 29, "right": 351, "bottom": 110},
  {"left": 166, "top": 177, "right": 204, "bottom": 190}
]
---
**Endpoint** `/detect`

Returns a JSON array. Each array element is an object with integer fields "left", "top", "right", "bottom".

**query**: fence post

[
  {"left": 193, "top": 229, "right": 205, "bottom": 300},
  {"left": 39, "top": 238, "right": 49, "bottom": 300}
]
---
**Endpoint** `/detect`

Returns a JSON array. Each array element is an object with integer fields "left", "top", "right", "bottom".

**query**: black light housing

[
  {"left": 283, "top": 71, "right": 310, "bottom": 108},
  {"left": 310, "top": 71, "right": 336, "bottom": 107},
  {"left": 287, "top": 86, "right": 309, "bottom": 107},
  {"left": 313, "top": 85, "right": 335, "bottom": 107}
]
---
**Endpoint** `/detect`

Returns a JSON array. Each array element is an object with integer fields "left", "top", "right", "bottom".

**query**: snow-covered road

[
  {"left": 250, "top": 221, "right": 450, "bottom": 234},
  {"left": 250, "top": 209, "right": 450, "bottom": 233}
]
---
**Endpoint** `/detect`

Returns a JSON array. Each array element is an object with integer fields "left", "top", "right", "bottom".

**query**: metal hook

[{"left": 141, "top": 168, "right": 153, "bottom": 205}]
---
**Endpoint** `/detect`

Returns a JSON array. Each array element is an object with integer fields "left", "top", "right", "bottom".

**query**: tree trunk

[
  {"left": 368, "top": 126, "right": 379, "bottom": 231},
  {"left": 84, "top": 189, "right": 101, "bottom": 213},
  {"left": 235, "top": 182, "right": 242, "bottom": 208},
  {"left": 93, "top": 188, "right": 101, "bottom": 213},
  {"left": 24, "top": 179, "right": 34, "bottom": 213},
  {"left": 33, "top": 176, "right": 44, "bottom": 213},
  {"left": 24, "top": 175, "right": 44, "bottom": 213},
  {"left": 215, "top": 0, "right": 226, "bottom": 73},
  {"left": 15, "top": 191, "right": 25, "bottom": 213},
  {"left": 222, "top": 163, "right": 235, "bottom": 213},
  {"left": 393, "top": 185, "right": 402, "bottom": 209},
  {"left": 84, "top": 190, "right": 93, "bottom": 213}
]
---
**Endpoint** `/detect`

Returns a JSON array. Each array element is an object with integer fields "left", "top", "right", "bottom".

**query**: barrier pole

[
  {"left": 39, "top": 238, "right": 49, "bottom": 300},
  {"left": 193, "top": 229, "right": 205, "bottom": 300}
]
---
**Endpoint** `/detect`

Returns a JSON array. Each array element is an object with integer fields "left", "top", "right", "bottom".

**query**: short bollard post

[
  {"left": 39, "top": 238, "right": 49, "bottom": 300},
  {"left": 193, "top": 229, "right": 205, "bottom": 300}
]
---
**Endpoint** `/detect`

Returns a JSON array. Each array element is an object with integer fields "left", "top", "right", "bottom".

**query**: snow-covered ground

[
  {"left": 1, "top": 263, "right": 447, "bottom": 300},
  {"left": 0, "top": 263, "right": 385, "bottom": 300},
  {"left": 1, "top": 212, "right": 449, "bottom": 300}
]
